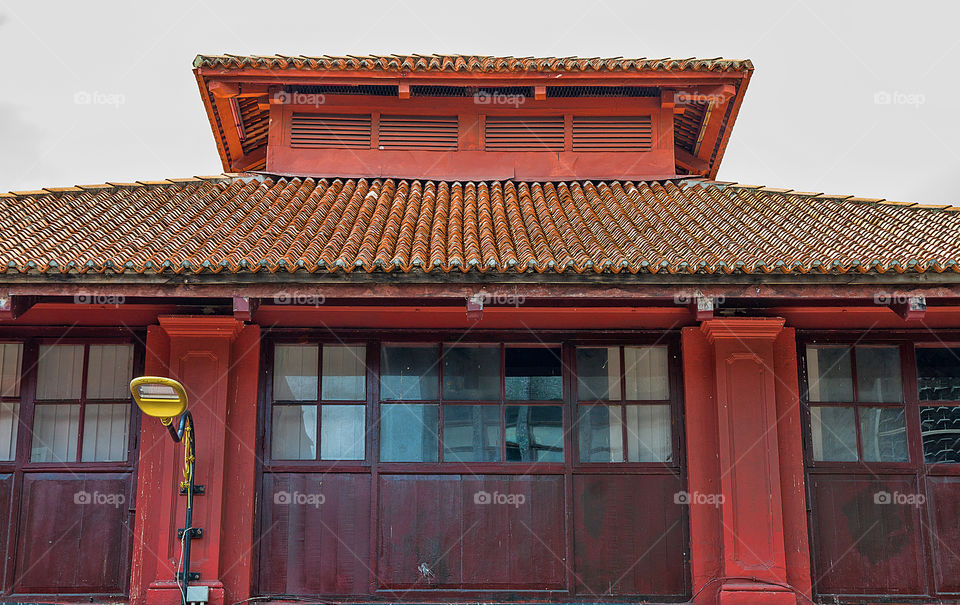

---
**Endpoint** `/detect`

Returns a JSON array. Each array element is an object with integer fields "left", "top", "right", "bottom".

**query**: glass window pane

[
  {"left": 81, "top": 403, "right": 130, "bottom": 462},
  {"left": 920, "top": 406, "right": 960, "bottom": 464},
  {"left": 274, "top": 345, "right": 318, "bottom": 401},
  {"left": 624, "top": 346, "right": 669, "bottom": 400},
  {"left": 442, "top": 345, "right": 499, "bottom": 401},
  {"left": 916, "top": 348, "right": 960, "bottom": 401},
  {"left": 806, "top": 346, "right": 853, "bottom": 402},
  {"left": 442, "top": 405, "right": 500, "bottom": 462},
  {"left": 578, "top": 405, "right": 623, "bottom": 462},
  {"left": 86, "top": 344, "right": 134, "bottom": 400},
  {"left": 271, "top": 405, "right": 317, "bottom": 460},
  {"left": 505, "top": 405, "right": 563, "bottom": 462},
  {"left": 380, "top": 346, "right": 439, "bottom": 400},
  {"left": 625, "top": 404, "right": 672, "bottom": 462},
  {"left": 859, "top": 406, "right": 908, "bottom": 462},
  {"left": 577, "top": 347, "right": 621, "bottom": 401},
  {"left": 505, "top": 347, "right": 562, "bottom": 401},
  {"left": 0, "top": 402, "right": 19, "bottom": 461},
  {"left": 380, "top": 404, "right": 438, "bottom": 462},
  {"left": 31, "top": 403, "right": 80, "bottom": 462},
  {"left": 322, "top": 345, "right": 366, "bottom": 400},
  {"left": 36, "top": 345, "right": 84, "bottom": 400},
  {"left": 810, "top": 405, "right": 858, "bottom": 461},
  {"left": 0, "top": 343, "right": 23, "bottom": 397},
  {"left": 320, "top": 405, "right": 365, "bottom": 460},
  {"left": 855, "top": 347, "right": 902, "bottom": 402}
]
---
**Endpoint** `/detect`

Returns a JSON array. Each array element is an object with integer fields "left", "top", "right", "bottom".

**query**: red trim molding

[{"left": 700, "top": 317, "right": 785, "bottom": 342}]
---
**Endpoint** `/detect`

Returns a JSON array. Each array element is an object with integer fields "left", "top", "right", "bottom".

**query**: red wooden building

[{"left": 1, "top": 54, "right": 959, "bottom": 605}]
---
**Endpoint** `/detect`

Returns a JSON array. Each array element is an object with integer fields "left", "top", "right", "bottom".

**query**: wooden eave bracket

[
  {"left": 0, "top": 294, "right": 37, "bottom": 321},
  {"left": 675, "top": 148, "right": 709, "bottom": 174},
  {"left": 233, "top": 296, "right": 260, "bottom": 322},
  {"left": 892, "top": 295, "right": 926, "bottom": 321}
]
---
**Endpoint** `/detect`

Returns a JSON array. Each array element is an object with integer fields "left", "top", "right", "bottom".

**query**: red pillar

[
  {"left": 130, "top": 316, "right": 260, "bottom": 605},
  {"left": 682, "top": 318, "right": 812, "bottom": 605}
]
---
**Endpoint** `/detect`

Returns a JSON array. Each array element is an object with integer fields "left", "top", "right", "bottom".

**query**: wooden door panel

[
  {"left": 926, "top": 476, "right": 960, "bottom": 594},
  {"left": 573, "top": 473, "right": 686, "bottom": 597},
  {"left": 809, "top": 474, "right": 927, "bottom": 596},
  {"left": 15, "top": 473, "right": 131, "bottom": 594},
  {"left": 258, "top": 473, "right": 371, "bottom": 595}
]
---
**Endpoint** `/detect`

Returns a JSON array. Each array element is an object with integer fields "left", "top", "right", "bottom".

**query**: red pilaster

[
  {"left": 683, "top": 318, "right": 811, "bottom": 605},
  {"left": 130, "top": 316, "right": 260, "bottom": 605}
]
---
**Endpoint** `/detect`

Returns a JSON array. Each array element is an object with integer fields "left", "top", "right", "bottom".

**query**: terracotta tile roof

[
  {"left": 193, "top": 54, "right": 753, "bottom": 74},
  {"left": 1, "top": 175, "right": 958, "bottom": 277}
]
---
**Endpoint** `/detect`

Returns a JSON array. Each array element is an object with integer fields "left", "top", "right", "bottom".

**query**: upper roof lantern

[{"left": 194, "top": 54, "right": 753, "bottom": 180}]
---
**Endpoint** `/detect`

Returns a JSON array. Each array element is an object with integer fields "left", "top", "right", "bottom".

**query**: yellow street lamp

[{"left": 130, "top": 376, "right": 199, "bottom": 605}]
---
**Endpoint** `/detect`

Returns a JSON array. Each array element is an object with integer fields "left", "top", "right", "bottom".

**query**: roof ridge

[
  {"left": 2, "top": 173, "right": 257, "bottom": 198},
  {"left": 681, "top": 179, "right": 960, "bottom": 212}
]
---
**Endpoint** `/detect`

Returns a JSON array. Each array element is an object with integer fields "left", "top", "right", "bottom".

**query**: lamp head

[{"left": 130, "top": 376, "right": 188, "bottom": 421}]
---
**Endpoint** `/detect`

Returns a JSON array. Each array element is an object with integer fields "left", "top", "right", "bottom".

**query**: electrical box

[{"left": 186, "top": 585, "right": 209, "bottom": 605}]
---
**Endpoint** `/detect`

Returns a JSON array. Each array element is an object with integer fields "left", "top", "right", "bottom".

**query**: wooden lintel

[
  {"left": 233, "top": 296, "right": 260, "bottom": 321},
  {"left": 236, "top": 84, "right": 268, "bottom": 98},
  {"left": 675, "top": 147, "right": 709, "bottom": 174},
  {"left": 208, "top": 80, "right": 240, "bottom": 99},
  {"left": 893, "top": 295, "right": 927, "bottom": 321},
  {"left": 0, "top": 295, "right": 37, "bottom": 321}
]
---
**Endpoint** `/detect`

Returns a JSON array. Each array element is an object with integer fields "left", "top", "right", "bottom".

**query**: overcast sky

[{"left": 1, "top": 0, "right": 958, "bottom": 204}]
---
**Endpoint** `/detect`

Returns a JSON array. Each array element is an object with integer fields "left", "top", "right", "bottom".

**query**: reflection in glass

[
  {"left": 442, "top": 405, "right": 500, "bottom": 462},
  {"left": 577, "top": 347, "right": 620, "bottom": 401},
  {"left": 0, "top": 343, "right": 22, "bottom": 398},
  {"left": 36, "top": 345, "right": 84, "bottom": 400},
  {"left": 31, "top": 403, "right": 80, "bottom": 462},
  {"left": 273, "top": 345, "right": 318, "bottom": 401},
  {"left": 271, "top": 405, "right": 317, "bottom": 460},
  {"left": 578, "top": 405, "right": 623, "bottom": 462},
  {"left": 320, "top": 404, "right": 365, "bottom": 460},
  {"left": 810, "top": 405, "right": 857, "bottom": 461},
  {"left": 625, "top": 404, "right": 672, "bottom": 462},
  {"left": 916, "top": 348, "right": 960, "bottom": 402},
  {"left": 860, "top": 406, "right": 908, "bottom": 462},
  {"left": 81, "top": 403, "right": 130, "bottom": 462},
  {"left": 624, "top": 346, "right": 670, "bottom": 400},
  {"left": 506, "top": 406, "right": 563, "bottom": 462},
  {"left": 0, "top": 402, "right": 18, "bottom": 461},
  {"left": 855, "top": 347, "right": 902, "bottom": 402},
  {"left": 322, "top": 345, "right": 366, "bottom": 400},
  {"left": 505, "top": 347, "right": 562, "bottom": 401},
  {"left": 380, "top": 346, "right": 439, "bottom": 400},
  {"left": 86, "top": 344, "right": 135, "bottom": 400},
  {"left": 380, "top": 404, "right": 439, "bottom": 462},
  {"left": 443, "top": 346, "right": 499, "bottom": 401},
  {"left": 920, "top": 406, "right": 960, "bottom": 463},
  {"left": 806, "top": 347, "right": 853, "bottom": 402}
]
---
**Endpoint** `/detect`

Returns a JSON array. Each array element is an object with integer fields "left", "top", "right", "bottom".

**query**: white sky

[{"left": 1, "top": 0, "right": 958, "bottom": 203}]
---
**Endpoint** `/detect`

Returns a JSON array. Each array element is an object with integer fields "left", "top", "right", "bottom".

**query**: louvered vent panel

[
  {"left": 572, "top": 116, "right": 653, "bottom": 151},
  {"left": 379, "top": 115, "right": 458, "bottom": 150},
  {"left": 484, "top": 116, "right": 564, "bottom": 151},
  {"left": 290, "top": 113, "right": 371, "bottom": 148}
]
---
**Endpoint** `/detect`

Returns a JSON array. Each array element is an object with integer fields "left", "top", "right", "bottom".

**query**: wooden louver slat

[
  {"left": 484, "top": 116, "right": 564, "bottom": 151},
  {"left": 572, "top": 116, "right": 653, "bottom": 151},
  {"left": 378, "top": 115, "right": 458, "bottom": 150},
  {"left": 290, "top": 113, "right": 372, "bottom": 149}
]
